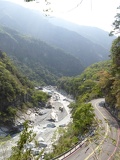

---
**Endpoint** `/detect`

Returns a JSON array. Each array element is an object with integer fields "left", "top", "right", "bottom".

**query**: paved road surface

[{"left": 63, "top": 99, "right": 120, "bottom": 160}]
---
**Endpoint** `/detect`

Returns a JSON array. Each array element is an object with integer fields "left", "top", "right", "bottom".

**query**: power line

[
  {"left": 37, "top": 0, "right": 85, "bottom": 16},
  {"left": 64, "top": 0, "right": 85, "bottom": 13}
]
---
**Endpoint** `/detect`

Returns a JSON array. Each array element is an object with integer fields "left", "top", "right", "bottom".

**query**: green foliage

[
  {"left": 0, "top": 51, "right": 34, "bottom": 124},
  {"left": 111, "top": 37, "right": 120, "bottom": 69},
  {"left": 0, "top": 26, "right": 84, "bottom": 85},
  {"left": 32, "top": 90, "right": 49, "bottom": 105},
  {"left": 99, "top": 37, "right": 120, "bottom": 114},
  {"left": 45, "top": 101, "right": 95, "bottom": 159},
  {"left": 110, "top": 6, "right": 120, "bottom": 36},
  {"left": 72, "top": 103, "right": 95, "bottom": 134},
  {"left": 58, "top": 60, "right": 110, "bottom": 102},
  {"left": 48, "top": 61, "right": 112, "bottom": 159},
  {"left": 45, "top": 102, "right": 95, "bottom": 159},
  {"left": 44, "top": 123, "right": 79, "bottom": 159},
  {"left": 7, "top": 106, "right": 17, "bottom": 117},
  {"left": 8, "top": 121, "right": 36, "bottom": 160}
]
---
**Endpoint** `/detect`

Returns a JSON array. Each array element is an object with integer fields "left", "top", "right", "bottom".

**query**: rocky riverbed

[{"left": 0, "top": 86, "right": 73, "bottom": 159}]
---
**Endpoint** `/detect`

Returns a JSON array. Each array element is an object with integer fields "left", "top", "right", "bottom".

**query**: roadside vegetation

[
  {"left": 99, "top": 37, "right": 120, "bottom": 119},
  {"left": 45, "top": 13, "right": 120, "bottom": 157},
  {"left": 1, "top": 34, "right": 119, "bottom": 159},
  {"left": 44, "top": 60, "right": 108, "bottom": 159},
  {"left": 57, "top": 60, "right": 111, "bottom": 101},
  {"left": 44, "top": 102, "right": 96, "bottom": 159},
  {"left": 0, "top": 2, "right": 119, "bottom": 160},
  {"left": 3, "top": 33, "right": 119, "bottom": 159}
]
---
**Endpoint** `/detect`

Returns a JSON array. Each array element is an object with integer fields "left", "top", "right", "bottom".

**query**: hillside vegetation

[
  {"left": 0, "top": 51, "right": 32, "bottom": 125},
  {"left": 58, "top": 60, "right": 111, "bottom": 102},
  {"left": 0, "top": 1, "right": 119, "bottom": 158},
  {"left": 0, "top": 26, "right": 84, "bottom": 85},
  {"left": 58, "top": 36, "right": 120, "bottom": 120},
  {"left": 0, "top": 1, "right": 112, "bottom": 67},
  {"left": 0, "top": 51, "right": 49, "bottom": 126},
  {"left": 50, "top": 18, "right": 115, "bottom": 50},
  {"left": 51, "top": 36, "right": 120, "bottom": 159},
  {"left": 100, "top": 37, "right": 120, "bottom": 119}
]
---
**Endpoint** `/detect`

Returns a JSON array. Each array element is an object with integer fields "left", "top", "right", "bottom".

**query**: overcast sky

[{"left": 5, "top": 0, "right": 120, "bottom": 31}]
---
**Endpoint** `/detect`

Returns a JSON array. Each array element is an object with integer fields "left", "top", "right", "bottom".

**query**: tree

[
  {"left": 8, "top": 121, "right": 36, "bottom": 160},
  {"left": 110, "top": 6, "right": 120, "bottom": 35},
  {"left": 111, "top": 37, "right": 120, "bottom": 68},
  {"left": 32, "top": 90, "right": 49, "bottom": 106},
  {"left": 72, "top": 103, "right": 95, "bottom": 135},
  {"left": 99, "top": 36, "right": 120, "bottom": 119}
]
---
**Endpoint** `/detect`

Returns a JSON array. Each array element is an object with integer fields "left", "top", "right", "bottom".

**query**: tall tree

[
  {"left": 110, "top": 6, "right": 120, "bottom": 35},
  {"left": 72, "top": 103, "right": 95, "bottom": 134},
  {"left": 8, "top": 121, "right": 36, "bottom": 160}
]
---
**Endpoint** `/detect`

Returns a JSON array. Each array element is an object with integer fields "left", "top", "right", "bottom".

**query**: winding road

[{"left": 62, "top": 99, "right": 120, "bottom": 160}]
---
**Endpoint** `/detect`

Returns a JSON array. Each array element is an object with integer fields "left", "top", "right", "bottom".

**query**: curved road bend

[{"left": 63, "top": 99, "right": 120, "bottom": 160}]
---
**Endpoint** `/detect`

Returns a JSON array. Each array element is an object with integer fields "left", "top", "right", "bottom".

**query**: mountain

[
  {"left": 0, "top": 26, "right": 84, "bottom": 84},
  {"left": 0, "top": 0, "right": 113, "bottom": 67},
  {"left": 49, "top": 18, "right": 115, "bottom": 50}
]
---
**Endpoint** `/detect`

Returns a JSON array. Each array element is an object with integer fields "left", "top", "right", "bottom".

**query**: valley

[
  {"left": 0, "top": 0, "right": 114, "bottom": 67},
  {"left": 0, "top": 86, "right": 72, "bottom": 160},
  {"left": 0, "top": 90, "right": 119, "bottom": 160},
  {"left": 0, "top": 1, "right": 119, "bottom": 159}
]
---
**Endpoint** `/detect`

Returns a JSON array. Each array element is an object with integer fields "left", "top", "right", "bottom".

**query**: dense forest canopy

[
  {"left": 58, "top": 60, "right": 111, "bottom": 101},
  {"left": 58, "top": 35, "right": 120, "bottom": 120},
  {"left": 58, "top": 33, "right": 120, "bottom": 120},
  {"left": 57, "top": 3, "right": 120, "bottom": 120},
  {"left": 0, "top": 51, "right": 32, "bottom": 124},
  {"left": 0, "top": 0, "right": 112, "bottom": 68},
  {"left": 102, "top": 5, "right": 120, "bottom": 119},
  {"left": 100, "top": 37, "right": 120, "bottom": 119},
  {"left": 0, "top": 0, "right": 119, "bottom": 131},
  {"left": 0, "top": 51, "right": 49, "bottom": 126},
  {"left": 0, "top": 1, "right": 119, "bottom": 160},
  {"left": 0, "top": 26, "right": 84, "bottom": 85}
]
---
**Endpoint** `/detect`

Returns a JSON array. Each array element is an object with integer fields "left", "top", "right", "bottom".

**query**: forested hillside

[
  {"left": 50, "top": 18, "right": 115, "bottom": 50},
  {"left": 0, "top": 0, "right": 112, "bottom": 67},
  {"left": 58, "top": 60, "right": 111, "bottom": 102},
  {"left": 0, "top": 26, "right": 84, "bottom": 85},
  {"left": 0, "top": 51, "right": 50, "bottom": 127},
  {"left": 0, "top": 1, "right": 119, "bottom": 159},
  {"left": 100, "top": 37, "right": 120, "bottom": 120},
  {"left": 58, "top": 36, "right": 120, "bottom": 120},
  {"left": 0, "top": 51, "right": 33, "bottom": 125}
]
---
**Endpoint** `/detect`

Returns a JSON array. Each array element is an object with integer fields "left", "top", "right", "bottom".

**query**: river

[{"left": 0, "top": 86, "right": 73, "bottom": 160}]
